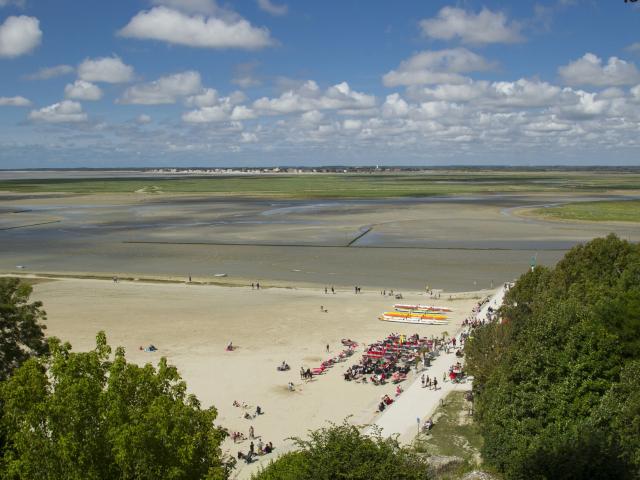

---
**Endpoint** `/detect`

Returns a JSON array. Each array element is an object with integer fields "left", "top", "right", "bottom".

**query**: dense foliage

[
  {"left": 252, "top": 422, "right": 431, "bottom": 480},
  {"left": 0, "top": 332, "right": 232, "bottom": 480},
  {"left": 0, "top": 278, "right": 48, "bottom": 381},
  {"left": 466, "top": 234, "right": 640, "bottom": 479}
]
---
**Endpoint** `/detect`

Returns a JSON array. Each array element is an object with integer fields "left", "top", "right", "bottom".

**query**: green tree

[
  {"left": 465, "top": 235, "right": 640, "bottom": 479},
  {"left": 252, "top": 422, "right": 431, "bottom": 480},
  {"left": 0, "top": 332, "right": 232, "bottom": 480},
  {"left": 0, "top": 278, "right": 48, "bottom": 381}
]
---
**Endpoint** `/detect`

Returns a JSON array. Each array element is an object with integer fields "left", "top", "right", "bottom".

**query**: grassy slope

[
  {"left": 531, "top": 200, "right": 640, "bottom": 223},
  {"left": 0, "top": 172, "right": 639, "bottom": 198},
  {"left": 413, "top": 391, "right": 483, "bottom": 462}
]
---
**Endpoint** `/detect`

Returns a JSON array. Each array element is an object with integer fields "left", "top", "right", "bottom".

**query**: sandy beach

[{"left": 22, "top": 275, "right": 484, "bottom": 478}]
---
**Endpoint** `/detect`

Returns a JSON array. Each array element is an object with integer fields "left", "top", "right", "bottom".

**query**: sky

[{"left": 0, "top": 0, "right": 639, "bottom": 168}]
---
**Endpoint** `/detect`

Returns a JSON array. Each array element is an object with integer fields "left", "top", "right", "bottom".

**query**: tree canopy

[
  {"left": 465, "top": 234, "right": 640, "bottom": 479},
  {"left": 0, "top": 332, "right": 232, "bottom": 480},
  {"left": 0, "top": 278, "right": 48, "bottom": 381},
  {"left": 251, "top": 421, "right": 431, "bottom": 480}
]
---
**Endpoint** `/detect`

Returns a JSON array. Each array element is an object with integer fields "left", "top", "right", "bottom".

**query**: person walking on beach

[
  {"left": 251, "top": 282, "right": 255, "bottom": 289},
  {"left": 249, "top": 426, "right": 255, "bottom": 439},
  {"left": 326, "top": 344, "right": 330, "bottom": 353},
  {"left": 331, "top": 286, "right": 335, "bottom": 294},
  {"left": 325, "top": 287, "right": 328, "bottom": 294},
  {"left": 421, "top": 374, "right": 425, "bottom": 388},
  {"left": 256, "top": 282, "right": 260, "bottom": 290},
  {"left": 433, "top": 378, "right": 438, "bottom": 390}
]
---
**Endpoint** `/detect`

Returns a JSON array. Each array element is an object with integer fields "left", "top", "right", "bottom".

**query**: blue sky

[{"left": 0, "top": 0, "right": 639, "bottom": 167}]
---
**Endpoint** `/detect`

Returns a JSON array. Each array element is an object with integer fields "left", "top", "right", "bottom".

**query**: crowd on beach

[
  {"left": 297, "top": 340, "right": 358, "bottom": 381},
  {"left": 344, "top": 333, "right": 445, "bottom": 386},
  {"left": 229, "top": 401, "right": 275, "bottom": 464}
]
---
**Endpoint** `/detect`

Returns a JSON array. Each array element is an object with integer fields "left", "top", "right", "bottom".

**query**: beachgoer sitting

[
  {"left": 226, "top": 341, "right": 234, "bottom": 351},
  {"left": 255, "top": 406, "right": 262, "bottom": 415},
  {"left": 288, "top": 382, "right": 295, "bottom": 391},
  {"left": 424, "top": 418, "right": 434, "bottom": 431},
  {"left": 264, "top": 442, "right": 273, "bottom": 454},
  {"left": 395, "top": 385, "right": 403, "bottom": 396},
  {"left": 277, "top": 361, "right": 290, "bottom": 371}
]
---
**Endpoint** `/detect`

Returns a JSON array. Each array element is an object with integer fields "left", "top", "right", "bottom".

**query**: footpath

[{"left": 369, "top": 285, "right": 507, "bottom": 443}]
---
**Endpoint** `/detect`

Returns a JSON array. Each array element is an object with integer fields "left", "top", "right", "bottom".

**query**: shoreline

[{"left": 1, "top": 271, "right": 496, "bottom": 299}]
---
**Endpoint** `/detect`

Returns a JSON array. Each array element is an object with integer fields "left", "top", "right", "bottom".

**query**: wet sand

[{"left": 1, "top": 192, "right": 639, "bottom": 290}]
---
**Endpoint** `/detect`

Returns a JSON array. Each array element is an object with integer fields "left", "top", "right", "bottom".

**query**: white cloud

[
  {"left": 253, "top": 80, "right": 376, "bottom": 114},
  {"left": 0, "top": 15, "right": 42, "bottom": 58},
  {"left": 120, "top": 71, "right": 202, "bottom": 104},
  {"left": 182, "top": 105, "right": 228, "bottom": 123},
  {"left": 28, "top": 100, "right": 87, "bottom": 123},
  {"left": 25, "top": 64, "right": 75, "bottom": 80},
  {"left": 230, "top": 105, "right": 256, "bottom": 120},
  {"left": 118, "top": 6, "right": 274, "bottom": 50},
  {"left": 185, "top": 87, "right": 218, "bottom": 107},
  {"left": 300, "top": 110, "right": 324, "bottom": 124},
  {"left": 383, "top": 48, "right": 492, "bottom": 87},
  {"left": 412, "top": 78, "right": 563, "bottom": 109},
  {"left": 342, "top": 119, "right": 362, "bottom": 130},
  {"left": 151, "top": 0, "right": 216, "bottom": 14},
  {"left": 78, "top": 56, "right": 134, "bottom": 84},
  {"left": 0, "top": 0, "right": 26, "bottom": 6},
  {"left": 626, "top": 42, "right": 640, "bottom": 53},
  {"left": 558, "top": 53, "right": 640, "bottom": 87},
  {"left": 64, "top": 80, "right": 103, "bottom": 101},
  {"left": 136, "top": 114, "right": 152, "bottom": 124},
  {"left": 382, "top": 93, "right": 410, "bottom": 117},
  {"left": 241, "top": 132, "right": 258, "bottom": 143},
  {"left": 488, "top": 79, "right": 561, "bottom": 108},
  {"left": 554, "top": 90, "right": 609, "bottom": 119},
  {"left": 0, "top": 95, "right": 31, "bottom": 106},
  {"left": 257, "top": 0, "right": 288, "bottom": 16},
  {"left": 182, "top": 91, "right": 255, "bottom": 123},
  {"left": 420, "top": 7, "right": 523, "bottom": 45}
]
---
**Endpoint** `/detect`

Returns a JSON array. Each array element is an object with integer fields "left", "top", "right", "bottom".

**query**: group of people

[
  {"left": 237, "top": 440, "right": 275, "bottom": 464},
  {"left": 446, "top": 361, "right": 465, "bottom": 383},
  {"left": 377, "top": 394, "right": 394, "bottom": 412},
  {"left": 420, "top": 374, "right": 439, "bottom": 390},
  {"left": 323, "top": 286, "right": 336, "bottom": 294},
  {"left": 300, "top": 343, "right": 356, "bottom": 381},
  {"left": 344, "top": 334, "right": 426, "bottom": 384},
  {"left": 232, "top": 401, "right": 262, "bottom": 419},
  {"left": 250, "top": 282, "right": 261, "bottom": 290}
]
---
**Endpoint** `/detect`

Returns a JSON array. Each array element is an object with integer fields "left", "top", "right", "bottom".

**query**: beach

[{"left": 23, "top": 275, "right": 484, "bottom": 478}]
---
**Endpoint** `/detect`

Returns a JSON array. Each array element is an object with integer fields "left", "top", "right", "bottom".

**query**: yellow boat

[{"left": 382, "top": 311, "right": 448, "bottom": 320}]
